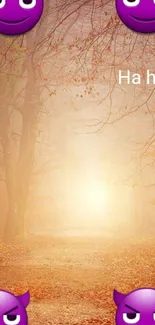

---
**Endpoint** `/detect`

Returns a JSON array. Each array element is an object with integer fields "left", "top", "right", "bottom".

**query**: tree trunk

[
  {"left": 2, "top": 115, "right": 18, "bottom": 240},
  {"left": 16, "top": 113, "right": 38, "bottom": 237},
  {"left": 2, "top": 11, "right": 48, "bottom": 241},
  {"left": 2, "top": 65, "right": 41, "bottom": 241},
  {"left": 3, "top": 108, "right": 40, "bottom": 241}
]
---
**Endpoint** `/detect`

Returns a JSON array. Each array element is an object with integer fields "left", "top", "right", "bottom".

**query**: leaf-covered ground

[{"left": 0, "top": 235, "right": 154, "bottom": 325}]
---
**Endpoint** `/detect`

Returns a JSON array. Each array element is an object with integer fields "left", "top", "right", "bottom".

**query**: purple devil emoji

[
  {"left": 0, "top": 290, "right": 30, "bottom": 325},
  {"left": 113, "top": 288, "right": 155, "bottom": 324},
  {"left": 116, "top": 0, "right": 155, "bottom": 33},
  {"left": 0, "top": 0, "right": 44, "bottom": 36}
]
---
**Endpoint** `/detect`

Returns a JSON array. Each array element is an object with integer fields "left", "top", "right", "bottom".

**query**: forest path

[{"left": 0, "top": 235, "right": 154, "bottom": 324}]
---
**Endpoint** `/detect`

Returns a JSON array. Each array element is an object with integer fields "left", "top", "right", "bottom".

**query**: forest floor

[{"left": 0, "top": 234, "right": 155, "bottom": 325}]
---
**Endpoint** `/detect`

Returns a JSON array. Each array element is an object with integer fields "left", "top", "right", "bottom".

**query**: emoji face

[
  {"left": 116, "top": 0, "right": 155, "bottom": 33},
  {"left": 113, "top": 288, "right": 155, "bottom": 325},
  {"left": 0, "top": 290, "right": 30, "bottom": 325},
  {"left": 0, "top": 0, "right": 44, "bottom": 35}
]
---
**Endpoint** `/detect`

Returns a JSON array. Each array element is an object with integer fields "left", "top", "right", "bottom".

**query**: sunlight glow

[
  {"left": 67, "top": 178, "right": 108, "bottom": 225},
  {"left": 80, "top": 180, "right": 106, "bottom": 213}
]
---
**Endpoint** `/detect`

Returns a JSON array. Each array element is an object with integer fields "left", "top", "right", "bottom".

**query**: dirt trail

[{"left": 0, "top": 236, "right": 155, "bottom": 324}]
